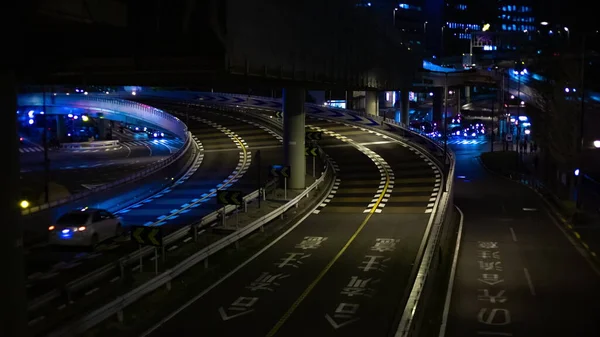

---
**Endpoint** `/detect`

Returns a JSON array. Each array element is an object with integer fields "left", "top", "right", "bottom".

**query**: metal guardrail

[
  {"left": 19, "top": 93, "right": 189, "bottom": 140},
  {"left": 47, "top": 147, "right": 333, "bottom": 337},
  {"left": 22, "top": 134, "right": 192, "bottom": 216},
  {"left": 126, "top": 91, "right": 457, "bottom": 335},
  {"left": 59, "top": 140, "right": 120, "bottom": 149},
  {"left": 20, "top": 95, "right": 192, "bottom": 215},
  {"left": 394, "top": 149, "right": 455, "bottom": 337}
]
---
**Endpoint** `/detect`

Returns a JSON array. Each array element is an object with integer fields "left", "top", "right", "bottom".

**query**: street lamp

[
  {"left": 594, "top": 140, "right": 600, "bottom": 148},
  {"left": 393, "top": 8, "right": 397, "bottom": 26},
  {"left": 564, "top": 27, "right": 570, "bottom": 46}
]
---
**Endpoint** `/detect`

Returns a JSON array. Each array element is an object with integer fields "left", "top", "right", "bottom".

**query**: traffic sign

[
  {"left": 305, "top": 131, "right": 323, "bottom": 141},
  {"left": 217, "top": 190, "right": 245, "bottom": 206},
  {"left": 275, "top": 111, "right": 282, "bottom": 118},
  {"left": 305, "top": 145, "right": 318, "bottom": 157},
  {"left": 131, "top": 226, "right": 163, "bottom": 246},
  {"left": 270, "top": 165, "right": 291, "bottom": 178}
]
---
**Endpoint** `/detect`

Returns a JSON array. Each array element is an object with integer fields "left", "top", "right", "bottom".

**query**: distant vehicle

[
  {"left": 19, "top": 137, "right": 23, "bottom": 143},
  {"left": 48, "top": 208, "right": 122, "bottom": 247}
]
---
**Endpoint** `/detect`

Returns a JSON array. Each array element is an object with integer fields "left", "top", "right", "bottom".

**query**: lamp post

[
  {"left": 575, "top": 34, "right": 586, "bottom": 210},
  {"left": 444, "top": 73, "right": 448, "bottom": 167}
]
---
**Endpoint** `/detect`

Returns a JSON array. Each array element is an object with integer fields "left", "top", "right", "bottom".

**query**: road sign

[
  {"left": 275, "top": 111, "right": 282, "bottom": 118},
  {"left": 305, "top": 145, "right": 318, "bottom": 157},
  {"left": 305, "top": 131, "right": 323, "bottom": 141},
  {"left": 506, "top": 133, "right": 513, "bottom": 142},
  {"left": 131, "top": 226, "right": 163, "bottom": 246},
  {"left": 270, "top": 165, "right": 291, "bottom": 178},
  {"left": 217, "top": 190, "right": 245, "bottom": 206}
]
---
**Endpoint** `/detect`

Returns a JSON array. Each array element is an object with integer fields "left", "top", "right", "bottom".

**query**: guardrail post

[
  {"left": 192, "top": 224, "right": 198, "bottom": 242},
  {"left": 262, "top": 188, "right": 266, "bottom": 201},
  {"left": 244, "top": 201, "right": 248, "bottom": 213}
]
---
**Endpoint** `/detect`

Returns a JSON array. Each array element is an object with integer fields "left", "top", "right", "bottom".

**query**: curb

[{"left": 477, "top": 155, "right": 600, "bottom": 266}]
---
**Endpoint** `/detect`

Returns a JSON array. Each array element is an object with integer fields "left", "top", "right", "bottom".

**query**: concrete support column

[
  {"left": 97, "top": 119, "right": 111, "bottom": 140},
  {"left": 365, "top": 90, "right": 378, "bottom": 117},
  {"left": 56, "top": 115, "right": 67, "bottom": 142},
  {"left": 456, "top": 89, "right": 461, "bottom": 115},
  {"left": 345, "top": 90, "right": 352, "bottom": 110},
  {"left": 464, "top": 85, "right": 471, "bottom": 103},
  {"left": 0, "top": 71, "right": 27, "bottom": 337},
  {"left": 432, "top": 87, "right": 443, "bottom": 123},
  {"left": 283, "top": 87, "right": 306, "bottom": 190},
  {"left": 401, "top": 90, "right": 410, "bottom": 126}
]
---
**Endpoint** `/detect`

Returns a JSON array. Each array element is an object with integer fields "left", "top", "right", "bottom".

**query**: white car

[{"left": 48, "top": 208, "right": 122, "bottom": 247}]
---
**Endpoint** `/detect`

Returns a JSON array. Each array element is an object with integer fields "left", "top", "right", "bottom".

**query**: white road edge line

[
  {"left": 509, "top": 227, "right": 518, "bottom": 242},
  {"left": 438, "top": 206, "right": 464, "bottom": 337},
  {"left": 523, "top": 268, "right": 536, "bottom": 296},
  {"left": 139, "top": 163, "right": 336, "bottom": 337}
]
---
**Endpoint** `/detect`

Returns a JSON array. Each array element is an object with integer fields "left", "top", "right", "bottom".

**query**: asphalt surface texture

[
  {"left": 144, "top": 115, "right": 439, "bottom": 337},
  {"left": 444, "top": 141, "right": 600, "bottom": 337},
  {"left": 25, "top": 105, "right": 284, "bottom": 305},
  {"left": 19, "top": 137, "right": 179, "bottom": 197}
]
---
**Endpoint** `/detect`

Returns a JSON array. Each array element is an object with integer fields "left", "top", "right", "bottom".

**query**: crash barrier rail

[
  {"left": 183, "top": 99, "right": 457, "bottom": 337},
  {"left": 20, "top": 96, "right": 190, "bottom": 216},
  {"left": 22, "top": 134, "right": 191, "bottom": 216},
  {"left": 47, "top": 144, "right": 334, "bottom": 337},
  {"left": 59, "top": 140, "right": 120, "bottom": 149},
  {"left": 18, "top": 93, "right": 188, "bottom": 140},
  {"left": 133, "top": 91, "right": 457, "bottom": 334},
  {"left": 27, "top": 133, "right": 199, "bottom": 310},
  {"left": 153, "top": 91, "right": 458, "bottom": 336}
]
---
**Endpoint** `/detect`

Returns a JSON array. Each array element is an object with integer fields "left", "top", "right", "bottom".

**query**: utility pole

[
  {"left": 576, "top": 35, "right": 587, "bottom": 210},
  {"left": 443, "top": 73, "right": 448, "bottom": 177},
  {"left": 42, "top": 87, "right": 50, "bottom": 203},
  {"left": 491, "top": 95, "right": 495, "bottom": 152}
]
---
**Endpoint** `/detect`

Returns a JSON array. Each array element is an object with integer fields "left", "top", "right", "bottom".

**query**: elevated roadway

[
  {"left": 20, "top": 138, "right": 183, "bottom": 196},
  {"left": 141, "top": 106, "right": 443, "bottom": 337},
  {"left": 25, "top": 103, "right": 288, "bottom": 334}
]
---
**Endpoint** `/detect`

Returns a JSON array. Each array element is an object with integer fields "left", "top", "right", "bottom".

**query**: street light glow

[
  {"left": 20, "top": 200, "right": 29, "bottom": 209},
  {"left": 594, "top": 140, "right": 600, "bottom": 148},
  {"left": 541, "top": 21, "right": 549, "bottom": 26}
]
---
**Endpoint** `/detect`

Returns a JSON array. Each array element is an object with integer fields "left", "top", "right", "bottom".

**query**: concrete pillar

[
  {"left": 456, "top": 89, "right": 461, "bottom": 115},
  {"left": 55, "top": 115, "right": 67, "bottom": 142},
  {"left": 345, "top": 90, "right": 352, "bottom": 110},
  {"left": 432, "top": 87, "right": 443, "bottom": 123},
  {"left": 97, "top": 119, "right": 111, "bottom": 140},
  {"left": 365, "top": 90, "right": 378, "bottom": 117},
  {"left": 283, "top": 87, "right": 306, "bottom": 189},
  {"left": 401, "top": 90, "right": 410, "bottom": 126},
  {"left": 0, "top": 71, "right": 27, "bottom": 337},
  {"left": 464, "top": 85, "right": 471, "bottom": 103}
]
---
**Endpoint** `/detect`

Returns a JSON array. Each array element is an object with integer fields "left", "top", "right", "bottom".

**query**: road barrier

[
  {"left": 21, "top": 96, "right": 190, "bottom": 217},
  {"left": 122, "top": 91, "right": 458, "bottom": 335},
  {"left": 59, "top": 140, "right": 120, "bottom": 150},
  {"left": 46, "top": 140, "right": 334, "bottom": 337}
]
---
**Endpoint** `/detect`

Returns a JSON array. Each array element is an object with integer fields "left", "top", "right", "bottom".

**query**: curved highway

[
  {"left": 143, "top": 107, "right": 442, "bottom": 337},
  {"left": 26, "top": 103, "right": 286, "bottom": 333},
  {"left": 19, "top": 137, "right": 181, "bottom": 200}
]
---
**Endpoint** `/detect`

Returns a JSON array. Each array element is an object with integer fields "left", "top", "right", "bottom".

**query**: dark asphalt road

[
  {"left": 444, "top": 142, "right": 600, "bottom": 337},
  {"left": 26, "top": 107, "right": 284, "bottom": 302},
  {"left": 145, "top": 116, "right": 438, "bottom": 337},
  {"left": 19, "top": 139, "right": 178, "bottom": 197}
]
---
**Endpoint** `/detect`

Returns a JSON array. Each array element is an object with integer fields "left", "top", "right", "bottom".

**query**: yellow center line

[
  {"left": 148, "top": 131, "right": 247, "bottom": 227},
  {"left": 266, "top": 142, "right": 390, "bottom": 336}
]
